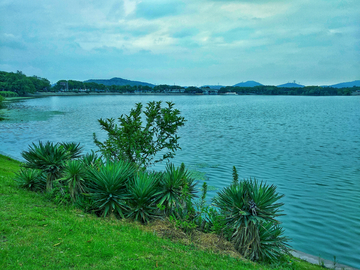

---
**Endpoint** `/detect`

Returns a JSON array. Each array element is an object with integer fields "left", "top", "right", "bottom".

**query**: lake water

[{"left": 1, "top": 95, "right": 360, "bottom": 268}]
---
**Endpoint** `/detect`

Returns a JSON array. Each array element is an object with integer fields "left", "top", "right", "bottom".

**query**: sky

[{"left": 1, "top": 0, "right": 359, "bottom": 86}]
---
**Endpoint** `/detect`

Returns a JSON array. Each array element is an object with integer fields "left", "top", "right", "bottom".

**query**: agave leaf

[
  {"left": 213, "top": 177, "right": 289, "bottom": 261},
  {"left": 21, "top": 141, "right": 72, "bottom": 192},
  {"left": 15, "top": 168, "right": 45, "bottom": 192},
  {"left": 127, "top": 172, "right": 160, "bottom": 223},
  {"left": 86, "top": 160, "right": 136, "bottom": 218},
  {"left": 60, "top": 159, "right": 87, "bottom": 202}
]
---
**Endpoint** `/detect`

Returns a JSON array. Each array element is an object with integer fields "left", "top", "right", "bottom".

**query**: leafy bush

[
  {"left": 93, "top": 101, "right": 186, "bottom": 168},
  {"left": 169, "top": 215, "right": 197, "bottom": 235},
  {"left": 46, "top": 181, "right": 72, "bottom": 205},
  {"left": 0, "top": 95, "right": 4, "bottom": 111},
  {"left": 0, "top": 91, "right": 19, "bottom": 97}
]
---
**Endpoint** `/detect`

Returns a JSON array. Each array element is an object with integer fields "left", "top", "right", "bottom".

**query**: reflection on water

[{"left": 1, "top": 95, "right": 360, "bottom": 268}]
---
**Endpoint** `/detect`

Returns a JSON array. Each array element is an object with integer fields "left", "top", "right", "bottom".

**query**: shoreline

[
  {"left": 0, "top": 151, "right": 358, "bottom": 269},
  {"left": 25, "top": 91, "right": 187, "bottom": 97},
  {"left": 290, "top": 250, "right": 358, "bottom": 270}
]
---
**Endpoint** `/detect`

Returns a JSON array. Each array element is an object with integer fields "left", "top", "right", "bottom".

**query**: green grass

[{"left": 0, "top": 154, "right": 324, "bottom": 269}]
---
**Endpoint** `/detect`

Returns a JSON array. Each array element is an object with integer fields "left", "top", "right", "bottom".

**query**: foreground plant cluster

[{"left": 15, "top": 101, "right": 290, "bottom": 263}]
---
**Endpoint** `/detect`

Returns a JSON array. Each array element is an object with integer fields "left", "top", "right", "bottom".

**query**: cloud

[
  {"left": 135, "top": 0, "right": 185, "bottom": 19},
  {"left": 0, "top": 33, "right": 26, "bottom": 50},
  {"left": 0, "top": 0, "right": 359, "bottom": 85}
]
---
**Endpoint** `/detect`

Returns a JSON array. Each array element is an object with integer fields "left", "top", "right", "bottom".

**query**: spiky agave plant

[
  {"left": 213, "top": 178, "right": 289, "bottom": 261},
  {"left": 127, "top": 172, "right": 160, "bottom": 223},
  {"left": 21, "top": 141, "right": 71, "bottom": 192},
  {"left": 86, "top": 160, "right": 136, "bottom": 218},
  {"left": 156, "top": 163, "right": 196, "bottom": 216},
  {"left": 61, "top": 159, "right": 87, "bottom": 202},
  {"left": 60, "top": 142, "right": 83, "bottom": 160},
  {"left": 14, "top": 168, "right": 46, "bottom": 192},
  {"left": 258, "top": 221, "right": 290, "bottom": 262},
  {"left": 82, "top": 150, "right": 103, "bottom": 169}
]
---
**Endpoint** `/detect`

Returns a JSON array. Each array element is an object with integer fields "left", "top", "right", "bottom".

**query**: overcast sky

[{"left": 1, "top": 0, "right": 359, "bottom": 86}]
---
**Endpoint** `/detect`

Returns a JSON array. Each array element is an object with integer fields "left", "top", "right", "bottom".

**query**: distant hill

[
  {"left": 201, "top": 85, "right": 226, "bottom": 90},
  {"left": 85, "top": 77, "right": 155, "bottom": 87},
  {"left": 328, "top": 80, "right": 360, "bottom": 88},
  {"left": 233, "top": 81, "right": 263, "bottom": 87},
  {"left": 277, "top": 82, "right": 304, "bottom": 88}
]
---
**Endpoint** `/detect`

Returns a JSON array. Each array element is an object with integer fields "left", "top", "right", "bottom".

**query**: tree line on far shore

[
  {"left": 0, "top": 70, "right": 358, "bottom": 97},
  {"left": 218, "top": 85, "right": 356, "bottom": 96},
  {"left": 0, "top": 71, "right": 51, "bottom": 95}
]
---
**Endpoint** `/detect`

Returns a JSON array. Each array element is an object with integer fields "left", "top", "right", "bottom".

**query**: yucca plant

[
  {"left": 258, "top": 222, "right": 290, "bottom": 262},
  {"left": 127, "top": 172, "right": 160, "bottom": 223},
  {"left": 14, "top": 168, "right": 45, "bottom": 192},
  {"left": 82, "top": 150, "right": 102, "bottom": 169},
  {"left": 86, "top": 160, "right": 136, "bottom": 218},
  {"left": 60, "top": 159, "right": 87, "bottom": 202},
  {"left": 60, "top": 142, "right": 83, "bottom": 160},
  {"left": 213, "top": 177, "right": 288, "bottom": 261},
  {"left": 21, "top": 141, "right": 71, "bottom": 192},
  {"left": 156, "top": 163, "right": 196, "bottom": 215}
]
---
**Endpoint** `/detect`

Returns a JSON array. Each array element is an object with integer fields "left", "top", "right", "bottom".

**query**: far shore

[
  {"left": 25, "top": 91, "right": 186, "bottom": 97},
  {"left": 20, "top": 90, "right": 360, "bottom": 97}
]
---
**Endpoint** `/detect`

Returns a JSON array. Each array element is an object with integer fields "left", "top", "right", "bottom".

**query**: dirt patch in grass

[{"left": 141, "top": 219, "right": 248, "bottom": 262}]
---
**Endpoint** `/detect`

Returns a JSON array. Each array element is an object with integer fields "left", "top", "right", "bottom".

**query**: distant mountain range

[
  {"left": 327, "top": 80, "right": 360, "bottom": 88},
  {"left": 84, "top": 77, "right": 359, "bottom": 89},
  {"left": 277, "top": 82, "right": 305, "bottom": 88},
  {"left": 85, "top": 77, "right": 155, "bottom": 87},
  {"left": 233, "top": 81, "right": 263, "bottom": 87}
]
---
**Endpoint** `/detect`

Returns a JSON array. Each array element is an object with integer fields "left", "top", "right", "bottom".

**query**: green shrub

[
  {"left": 213, "top": 177, "right": 289, "bottom": 262},
  {"left": 15, "top": 168, "right": 46, "bottom": 192},
  {"left": 0, "top": 95, "right": 4, "bottom": 110},
  {"left": 169, "top": 215, "right": 197, "bottom": 235},
  {"left": 21, "top": 141, "right": 72, "bottom": 192},
  {"left": 157, "top": 163, "right": 197, "bottom": 216},
  {"left": 82, "top": 150, "right": 103, "bottom": 169},
  {"left": 86, "top": 160, "right": 136, "bottom": 218},
  {"left": 0, "top": 91, "right": 19, "bottom": 97},
  {"left": 93, "top": 101, "right": 186, "bottom": 168},
  {"left": 60, "top": 159, "right": 87, "bottom": 202},
  {"left": 59, "top": 142, "right": 83, "bottom": 159},
  {"left": 46, "top": 181, "right": 72, "bottom": 205},
  {"left": 127, "top": 171, "right": 161, "bottom": 223}
]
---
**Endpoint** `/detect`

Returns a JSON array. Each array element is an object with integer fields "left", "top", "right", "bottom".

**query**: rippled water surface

[{"left": 1, "top": 95, "right": 360, "bottom": 268}]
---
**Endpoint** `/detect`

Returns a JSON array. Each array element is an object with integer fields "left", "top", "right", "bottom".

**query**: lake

[{"left": 1, "top": 95, "right": 360, "bottom": 268}]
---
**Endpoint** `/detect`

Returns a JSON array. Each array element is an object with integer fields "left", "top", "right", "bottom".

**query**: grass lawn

[{"left": 0, "top": 154, "right": 324, "bottom": 269}]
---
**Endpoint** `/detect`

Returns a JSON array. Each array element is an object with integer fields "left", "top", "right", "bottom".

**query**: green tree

[
  {"left": 0, "top": 95, "right": 4, "bottom": 108},
  {"left": 93, "top": 101, "right": 186, "bottom": 168}
]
